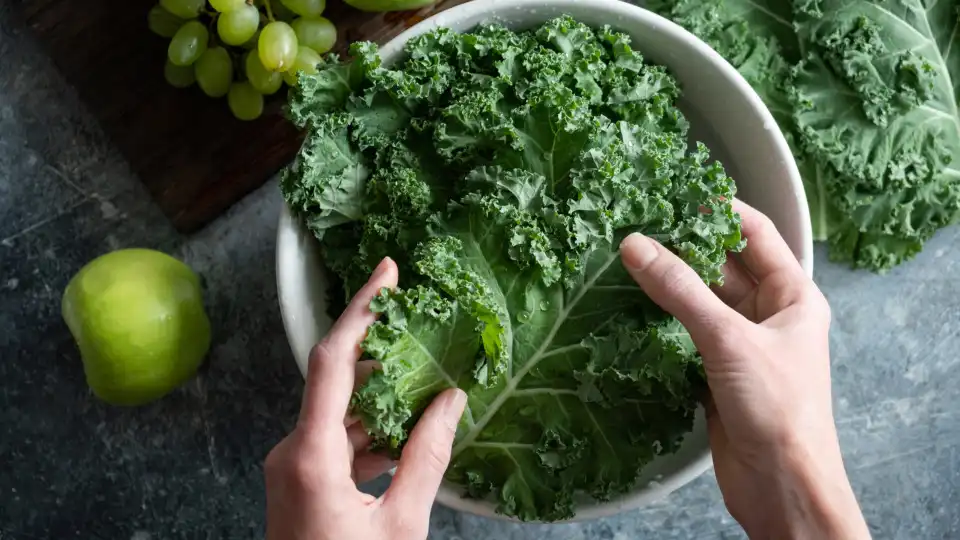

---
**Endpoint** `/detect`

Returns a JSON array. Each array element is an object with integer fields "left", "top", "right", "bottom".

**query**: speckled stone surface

[{"left": 1, "top": 3, "right": 959, "bottom": 539}]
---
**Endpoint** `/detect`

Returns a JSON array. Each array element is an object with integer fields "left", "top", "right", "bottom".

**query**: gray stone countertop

[{"left": 2, "top": 4, "right": 959, "bottom": 539}]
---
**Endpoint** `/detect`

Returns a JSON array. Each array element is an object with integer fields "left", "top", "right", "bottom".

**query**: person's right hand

[{"left": 620, "top": 200, "right": 870, "bottom": 540}]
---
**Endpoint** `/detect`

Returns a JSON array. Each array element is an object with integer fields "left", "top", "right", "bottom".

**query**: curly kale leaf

[
  {"left": 789, "top": 0, "right": 960, "bottom": 270},
  {"left": 651, "top": 0, "right": 960, "bottom": 271},
  {"left": 358, "top": 187, "right": 727, "bottom": 520},
  {"left": 646, "top": 0, "right": 842, "bottom": 241},
  {"left": 285, "top": 16, "right": 742, "bottom": 521}
]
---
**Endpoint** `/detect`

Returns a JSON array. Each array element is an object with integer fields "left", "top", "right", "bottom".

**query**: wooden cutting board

[{"left": 20, "top": 0, "right": 466, "bottom": 233}]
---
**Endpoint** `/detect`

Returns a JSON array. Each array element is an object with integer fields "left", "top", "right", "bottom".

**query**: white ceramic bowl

[{"left": 277, "top": 0, "right": 812, "bottom": 522}]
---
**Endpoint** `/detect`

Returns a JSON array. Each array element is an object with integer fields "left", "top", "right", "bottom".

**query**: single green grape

[
  {"left": 280, "top": 0, "right": 325, "bottom": 17},
  {"left": 283, "top": 46, "right": 322, "bottom": 86},
  {"left": 159, "top": 0, "right": 204, "bottom": 19},
  {"left": 209, "top": 0, "right": 247, "bottom": 12},
  {"left": 290, "top": 16, "right": 336, "bottom": 54},
  {"left": 217, "top": 3, "right": 260, "bottom": 46},
  {"left": 228, "top": 82, "right": 265, "bottom": 121},
  {"left": 168, "top": 21, "right": 209, "bottom": 66},
  {"left": 195, "top": 47, "right": 234, "bottom": 98},
  {"left": 148, "top": 5, "right": 186, "bottom": 38},
  {"left": 258, "top": 21, "right": 298, "bottom": 72},
  {"left": 164, "top": 60, "right": 196, "bottom": 88},
  {"left": 245, "top": 51, "right": 283, "bottom": 95}
]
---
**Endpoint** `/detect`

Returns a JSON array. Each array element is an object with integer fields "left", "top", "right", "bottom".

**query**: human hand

[
  {"left": 620, "top": 201, "right": 869, "bottom": 540},
  {"left": 265, "top": 257, "right": 467, "bottom": 540}
]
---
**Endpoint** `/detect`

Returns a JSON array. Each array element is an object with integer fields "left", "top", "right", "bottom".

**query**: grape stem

[
  {"left": 263, "top": 0, "right": 275, "bottom": 21},
  {"left": 207, "top": 12, "right": 220, "bottom": 46}
]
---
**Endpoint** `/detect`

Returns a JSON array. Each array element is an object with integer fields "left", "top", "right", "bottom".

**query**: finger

[
  {"left": 348, "top": 421, "right": 387, "bottom": 485},
  {"left": 354, "top": 452, "right": 396, "bottom": 484},
  {"left": 299, "top": 257, "right": 399, "bottom": 436},
  {"left": 620, "top": 233, "right": 742, "bottom": 342},
  {"left": 354, "top": 360, "right": 380, "bottom": 391},
  {"left": 733, "top": 199, "right": 804, "bottom": 280},
  {"left": 327, "top": 259, "right": 399, "bottom": 359},
  {"left": 348, "top": 422, "right": 372, "bottom": 453},
  {"left": 345, "top": 360, "right": 382, "bottom": 427},
  {"left": 343, "top": 360, "right": 380, "bottom": 427},
  {"left": 704, "top": 398, "right": 730, "bottom": 469},
  {"left": 703, "top": 392, "right": 717, "bottom": 416},
  {"left": 712, "top": 255, "right": 756, "bottom": 308},
  {"left": 383, "top": 388, "right": 467, "bottom": 521}
]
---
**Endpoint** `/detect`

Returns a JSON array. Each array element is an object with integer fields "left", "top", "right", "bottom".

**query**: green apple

[{"left": 62, "top": 249, "right": 211, "bottom": 406}]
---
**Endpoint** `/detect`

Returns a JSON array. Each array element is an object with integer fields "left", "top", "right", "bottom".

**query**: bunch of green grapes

[{"left": 149, "top": 0, "right": 338, "bottom": 121}]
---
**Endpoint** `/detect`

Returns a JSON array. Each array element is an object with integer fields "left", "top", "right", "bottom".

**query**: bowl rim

[{"left": 277, "top": 0, "right": 812, "bottom": 524}]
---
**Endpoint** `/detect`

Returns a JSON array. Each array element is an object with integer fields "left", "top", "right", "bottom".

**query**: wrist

[{"left": 747, "top": 435, "right": 870, "bottom": 540}]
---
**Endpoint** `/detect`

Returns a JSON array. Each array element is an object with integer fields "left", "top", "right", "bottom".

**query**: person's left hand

[{"left": 265, "top": 257, "right": 467, "bottom": 540}]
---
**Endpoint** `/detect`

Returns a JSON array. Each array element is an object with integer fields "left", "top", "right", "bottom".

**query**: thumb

[
  {"left": 620, "top": 233, "right": 740, "bottom": 343},
  {"left": 383, "top": 388, "right": 467, "bottom": 522}
]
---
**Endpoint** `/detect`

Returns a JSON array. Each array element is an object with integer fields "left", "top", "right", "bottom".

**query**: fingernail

[
  {"left": 441, "top": 389, "right": 467, "bottom": 432},
  {"left": 620, "top": 233, "right": 660, "bottom": 270}
]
